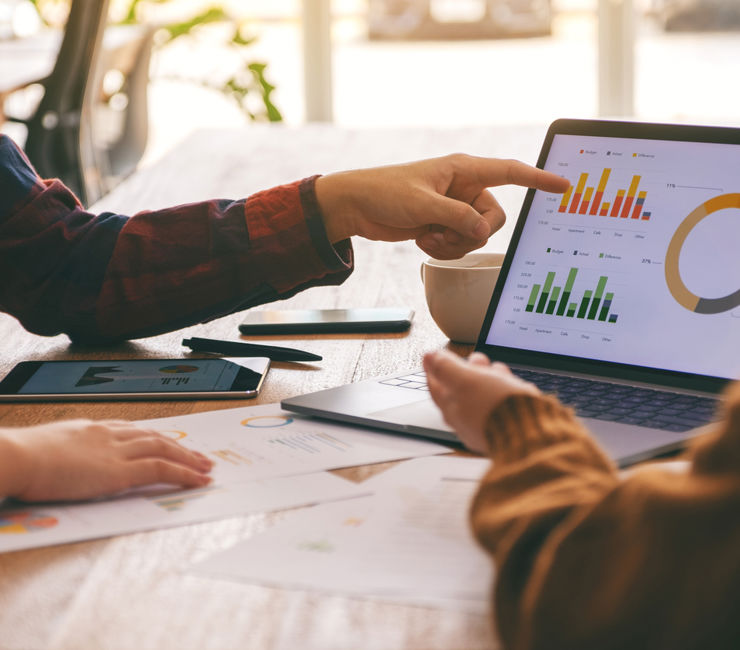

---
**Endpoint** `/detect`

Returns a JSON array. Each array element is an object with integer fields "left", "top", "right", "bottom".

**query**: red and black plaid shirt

[{"left": 0, "top": 135, "right": 353, "bottom": 343}]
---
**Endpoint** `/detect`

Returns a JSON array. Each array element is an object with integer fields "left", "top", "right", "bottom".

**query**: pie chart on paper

[
  {"left": 0, "top": 511, "right": 59, "bottom": 534},
  {"left": 159, "top": 365, "right": 199, "bottom": 374}
]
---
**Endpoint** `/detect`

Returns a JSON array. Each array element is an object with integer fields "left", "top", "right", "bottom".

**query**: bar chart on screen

[
  {"left": 524, "top": 267, "right": 619, "bottom": 323},
  {"left": 558, "top": 167, "right": 653, "bottom": 221}
]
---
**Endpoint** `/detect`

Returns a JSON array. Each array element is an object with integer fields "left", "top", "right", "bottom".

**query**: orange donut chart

[
  {"left": 665, "top": 193, "right": 740, "bottom": 314},
  {"left": 241, "top": 415, "right": 294, "bottom": 428}
]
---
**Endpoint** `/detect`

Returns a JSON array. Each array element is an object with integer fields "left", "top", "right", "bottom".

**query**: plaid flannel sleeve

[{"left": 0, "top": 135, "right": 353, "bottom": 343}]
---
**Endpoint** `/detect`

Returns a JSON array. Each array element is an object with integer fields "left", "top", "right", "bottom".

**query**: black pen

[{"left": 182, "top": 337, "right": 322, "bottom": 362}]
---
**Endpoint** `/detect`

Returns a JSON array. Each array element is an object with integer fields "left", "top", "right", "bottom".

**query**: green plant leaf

[
  {"left": 248, "top": 63, "right": 283, "bottom": 122},
  {"left": 110, "top": 1, "right": 283, "bottom": 123},
  {"left": 231, "top": 31, "right": 257, "bottom": 47},
  {"left": 161, "top": 7, "right": 229, "bottom": 42}
]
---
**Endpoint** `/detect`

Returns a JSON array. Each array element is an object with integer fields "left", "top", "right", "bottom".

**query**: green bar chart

[{"left": 525, "top": 267, "right": 619, "bottom": 323}]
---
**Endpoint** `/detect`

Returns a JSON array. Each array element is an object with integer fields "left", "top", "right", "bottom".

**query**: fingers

[
  {"left": 491, "top": 361, "right": 514, "bottom": 376},
  {"left": 110, "top": 425, "right": 164, "bottom": 441},
  {"left": 96, "top": 420, "right": 137, "bottom": 427},
  {"left": 416, "top": 232, "right": 487, "bottom": 260},
  {"left": 414, "top": 192, "right": 490, "bottom": 242},
  {"left": 424, "top": 156, "right": 568, "bottom": 243},
  {"left": 424, "top": 349, "right": 467, "bottom": 387},
  {"left": 120, "top": 435, "right": 212, "bottom": 471},
  {"left": 463, "top": 156, "right": 571, "bottom": 194},
  {"left": 120, "top": 433, "right": 213, "bottom": 489},
  {"left": 418, "top": 178, "right": 507, "bottom": 251},
  {"left": 418, "top": 190, "right": 505, "bottom": 258},
  {"left": 424, "top": 371, "right": 447, "bottom": 410},
  {"left": 91, "top": 422, "right": 213, "bottom": 474},
  {"left": 66, "top": 420, "right": 164, "bottom": 442},
  {"left": 423, "top": 357, "right": 453, "bottom": 417},
  {"left": 425, "top": 350, "right": 512, "bottom": 389},
  {"left": 468, "top": 352, "right": 491, "bottom": 367},
  {"left": 126, "top": 458, "right": 212, "bottom": 489},
  {"left": 504, "top": 159, "right": 572, "bottom": 194},
  {"left": 473, "top": 190, "right": 506, "bottom": 235}
]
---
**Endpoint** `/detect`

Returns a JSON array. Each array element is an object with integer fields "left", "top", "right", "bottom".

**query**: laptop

[{"left": 282, "top": 119, "right": 739, "bottom": 466}]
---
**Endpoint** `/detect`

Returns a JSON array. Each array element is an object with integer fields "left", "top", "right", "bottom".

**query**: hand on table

[
  {"left": 423, "top": 350, "right": 540, "bottom": 454},
  {"left": 0, "top": 420, "right": 212, "bottom": 502},
  {"left": 316, "top": 154, "right": 570, "bottom": 260}
]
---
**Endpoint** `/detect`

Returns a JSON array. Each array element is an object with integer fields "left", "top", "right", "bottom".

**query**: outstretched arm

[
  {"left": 0, "top": 136, "right": 353, "bottom": 343},
  {"left": 1, "top": 136, "right": 567, "bottom": 343}
]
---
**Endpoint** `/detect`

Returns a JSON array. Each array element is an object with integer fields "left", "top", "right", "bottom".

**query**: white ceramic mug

[{"left": 420, "top": 252, "right": 505, "bottom": 344}]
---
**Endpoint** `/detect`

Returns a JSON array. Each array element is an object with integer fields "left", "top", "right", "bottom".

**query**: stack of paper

[
  {"left": 0, "top": 404, "right": 450, "bottom": 553},
  {"left": 191, "top": 456, "right": 495, "bottom": 612}
]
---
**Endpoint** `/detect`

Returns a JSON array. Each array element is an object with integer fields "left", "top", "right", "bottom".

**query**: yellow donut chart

[{"left": 665, "top": 193, "right": 740, "bottom": 314}]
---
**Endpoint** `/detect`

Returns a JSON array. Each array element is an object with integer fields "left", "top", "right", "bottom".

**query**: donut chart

[
  {"left": 241, "top": 415, "right": 293, "bottom": 428},
  {"left": 665, "top": 193, "right": 740, "bottom": 314}
]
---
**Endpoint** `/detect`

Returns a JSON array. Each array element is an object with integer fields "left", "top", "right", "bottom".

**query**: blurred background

[{"left": 1, "top": 0, "right": 738, "bottom": 202}]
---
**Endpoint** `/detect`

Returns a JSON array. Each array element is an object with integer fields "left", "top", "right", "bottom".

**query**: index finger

[{"left": 472, "top": 157, "right": 570, "bottom": 194}]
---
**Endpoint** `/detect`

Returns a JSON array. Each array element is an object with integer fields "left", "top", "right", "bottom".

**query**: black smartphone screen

[
  {"left": 0, "top": 358, "right": 270, "bottom": 401},
  {"left": 239, "top": 308, "right": 414, "bottom": 334}
]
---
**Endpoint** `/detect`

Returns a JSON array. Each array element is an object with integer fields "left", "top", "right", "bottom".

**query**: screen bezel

[
  {"left": 475, "top": 118, "right": 740, "bottom": 395},
  {"left": 0, "top": 358, "right": 270, "bottom": 401}
]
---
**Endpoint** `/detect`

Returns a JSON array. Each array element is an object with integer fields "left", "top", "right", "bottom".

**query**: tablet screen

[{"left": 17, "top": 359, "right": 241, "bottom": 394}]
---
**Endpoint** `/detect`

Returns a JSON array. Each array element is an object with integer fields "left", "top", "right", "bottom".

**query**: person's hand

[
  {"left": 316, "top": 154, "right": 570, "bottom": 260},
  {"left": 0, "top": 420, "right": 213, "bottom": 502},
  {"left": 423, "top": 350, "right": 539, "bottom": 454}
]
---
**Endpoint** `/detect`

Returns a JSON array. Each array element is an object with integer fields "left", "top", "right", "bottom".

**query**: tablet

[{"left": 0, "top": 357, "right": 270, "bottom": 401}]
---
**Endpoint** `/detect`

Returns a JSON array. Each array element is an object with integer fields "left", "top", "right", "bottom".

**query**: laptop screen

[{"left": 482, "top": 122, "right": 740, "bottom": 384}]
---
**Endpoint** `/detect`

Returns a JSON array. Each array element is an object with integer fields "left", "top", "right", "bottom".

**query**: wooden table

[{"left": 0, "top": 124, "right": 547, "bottom": 650}]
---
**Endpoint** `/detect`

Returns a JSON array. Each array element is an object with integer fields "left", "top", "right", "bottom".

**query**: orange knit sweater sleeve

[{"left": 470, "top": 383, "right": 740, "bottom": 650}]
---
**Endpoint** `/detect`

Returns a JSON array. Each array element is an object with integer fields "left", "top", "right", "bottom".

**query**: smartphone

[
  {"left": 239, "top": 307, "right": 414, "bottom": 335},
  {"left": 0, "top": 358, "right": 270, "bottom": 402}
]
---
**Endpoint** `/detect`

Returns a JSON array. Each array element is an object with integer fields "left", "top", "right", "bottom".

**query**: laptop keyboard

[
  {"left": 380, "top": 369, "right": 718, "bottom": 433},
  {"left": 379, "top": 371, "right": 430, "bottom": 392}
]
